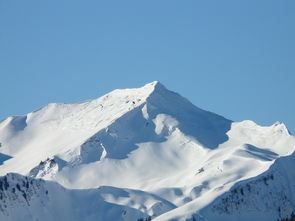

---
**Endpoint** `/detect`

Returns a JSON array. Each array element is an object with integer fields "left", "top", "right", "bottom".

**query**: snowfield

[{"left": 0, "top": 81, "right": 294, "bottom": 221}]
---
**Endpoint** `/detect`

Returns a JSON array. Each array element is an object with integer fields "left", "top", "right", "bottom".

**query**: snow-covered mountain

[{"left": 0, "top": 81, "right": 294, "bottom": 221}]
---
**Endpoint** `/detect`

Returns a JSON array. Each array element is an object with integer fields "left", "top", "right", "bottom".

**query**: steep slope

[
  {"left": 154, "top": 150, "right": 295, "bottom": 221},
  {"left": 0, "top": 81, "right": 294, "bottom": 221}
]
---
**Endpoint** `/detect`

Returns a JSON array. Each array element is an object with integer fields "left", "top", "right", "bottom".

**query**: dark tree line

[
  {"left": 137, "top": 216, "right": 152, "bottom": 221},
  {"left": 279, "top": 212, "right": 295, "bottom": 221}
]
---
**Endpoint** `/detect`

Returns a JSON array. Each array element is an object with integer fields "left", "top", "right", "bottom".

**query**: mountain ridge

[{"left": 0, "top": 81, "right": 294, "bottom": 221}]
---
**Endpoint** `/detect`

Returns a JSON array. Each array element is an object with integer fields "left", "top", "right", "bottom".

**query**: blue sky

[{"left": 0, "top": 0, "right": 294, "bottom": 133}]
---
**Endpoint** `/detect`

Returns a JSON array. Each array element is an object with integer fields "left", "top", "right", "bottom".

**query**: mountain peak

[
  {"left": 142, "top": 81, "right": 166, "bottom": 90},
  {"left": 125, "top": 80, "right": 168, "bottom": 97},
  {"left": 109, "top": 81, "right": 166, "bottom": 99},
  {"left": 1, "top": 82, "right": 295, "bottom": 221}
]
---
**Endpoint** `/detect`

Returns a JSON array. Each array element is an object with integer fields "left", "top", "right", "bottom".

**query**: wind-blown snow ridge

[
  {"left": 0, "top": 81, "right": 162, "bottom": 173},
  {"left": 0, "top": 81, "right": 295, "bottom": 221}
]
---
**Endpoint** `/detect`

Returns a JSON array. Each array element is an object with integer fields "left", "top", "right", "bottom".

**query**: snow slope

[
  {"left": 0, "top": 81, "right": 294, "bottom": 221},
  {"left": 154, "top": 150, "right": 295, "bottom": 221}
]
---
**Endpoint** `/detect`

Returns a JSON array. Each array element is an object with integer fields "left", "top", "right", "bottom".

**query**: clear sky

[{"left": 0, "top": 0, "right": 294, "bottom": 133}]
